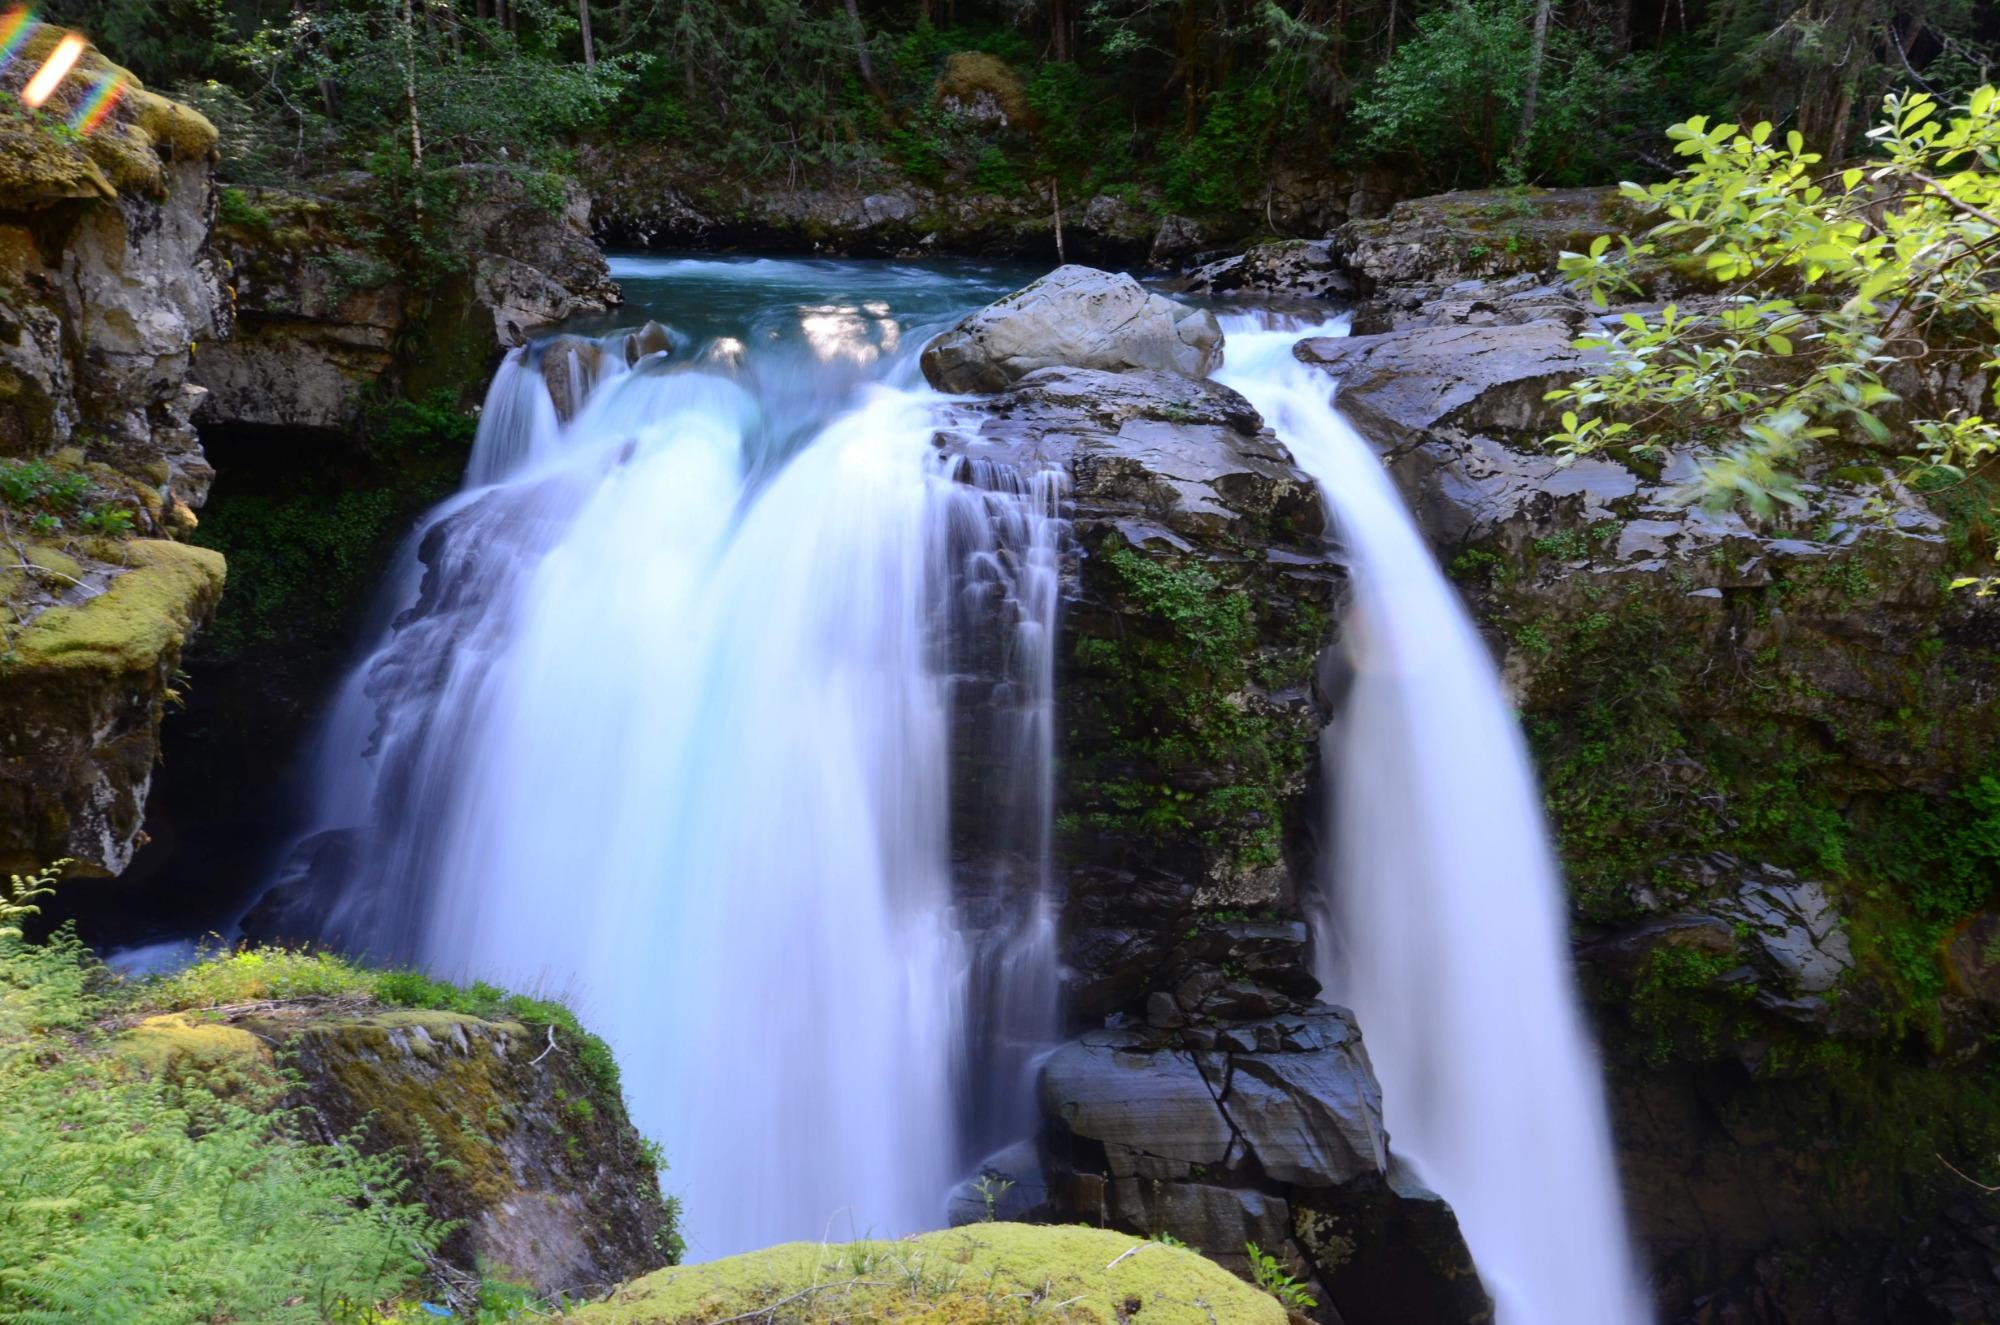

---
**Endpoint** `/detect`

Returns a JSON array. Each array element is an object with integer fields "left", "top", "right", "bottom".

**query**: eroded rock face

[
  {"left": 936, "top": 339, "right": 1485, "bottom": 1322},
  {"left": 938, "top": 365, "right": 1332, "bottom": 1016},
  {"left": 0, "top": 147, "right": 223, "bottom": 508},
  {"left": 923, "top": 267, "right": 1223, "bottom": 393},
  {"left": 196, "top": 170, "right": 619, "bottom": 435}
]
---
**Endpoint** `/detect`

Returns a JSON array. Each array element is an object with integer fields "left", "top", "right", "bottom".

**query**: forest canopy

[{"left": 33, "top": 0, "right": 2000, "bottom": 212}]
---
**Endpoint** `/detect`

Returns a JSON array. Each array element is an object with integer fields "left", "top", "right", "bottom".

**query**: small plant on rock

[{"left": 1245, "top": 1241, "right": 1318, "bottom": 1311}]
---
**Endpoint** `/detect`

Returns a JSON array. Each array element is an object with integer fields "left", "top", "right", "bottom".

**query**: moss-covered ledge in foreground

[{"left": 563, "top": 1224, "right": 1288, "bottom": 1325}]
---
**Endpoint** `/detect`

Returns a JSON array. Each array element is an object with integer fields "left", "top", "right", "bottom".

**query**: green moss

[
  {"left": 110, "top": 1011, "right": 278, "bottom": 1097},
  {"left": 1064, "top": 538, "right": 1322, "bottom": 876},
  {"left": 569, "top": 1224, "right": 1288, "bottom": 1325},
  {"left": 9, "top": 540, "right": 224, "bottom": 671}
]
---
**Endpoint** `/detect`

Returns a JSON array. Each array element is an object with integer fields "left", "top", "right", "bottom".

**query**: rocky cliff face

[
  {"left": 0, "top": 28, "right": 232, "bottom": 876},
  {"left": 0, "top": 29, "right": 224, "bottom": 509},
  {"left": 926, "top": 281, "right": 1489, "bottom": 1324},
  {"left": 197, "top": 167, "right": 620, "bottom": 436},
  {"left": 1281, "top": 191, "right": 2000, "bottom": 1324}
]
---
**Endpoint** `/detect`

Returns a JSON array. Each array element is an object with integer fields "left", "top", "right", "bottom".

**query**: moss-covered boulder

[
  {"left": 0, "top": 539, "right": 224, "bottom": 875},
  {"left": 127, "top": 950, "right": 678, "bottom": 1300},
  {"left": 564, "top": 1224, "right": 1285, "bottom": 1325}
]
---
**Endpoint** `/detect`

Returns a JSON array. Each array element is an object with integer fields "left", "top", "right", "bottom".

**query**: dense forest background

[{"left": 38, "top": 0, "right": 2000, "bottom": 225}]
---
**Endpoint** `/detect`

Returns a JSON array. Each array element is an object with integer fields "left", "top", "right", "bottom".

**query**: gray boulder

[
  {"left": 1039, "top": 1033, "right": 1237, "bottom": 1169},
  {"left": 921, "top": 266, "right": 1223, "bottom": 393}
]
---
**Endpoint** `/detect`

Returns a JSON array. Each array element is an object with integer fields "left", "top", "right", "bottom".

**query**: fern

[{"left": 0, "top": 931, "right": 446, "bottom": 1324}]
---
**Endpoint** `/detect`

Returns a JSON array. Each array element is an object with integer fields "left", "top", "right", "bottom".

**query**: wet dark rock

[
  {"left": 1036, "top": 1005, "right": 1483, "bottom": 1322},
  {"left": 1176, "top": 239, "right": 1358, "bottom": 302},
  {"left": 1292, "top": 1159, "right": 1493, "bottom": 1325},
  {"left": 939, "top": 356, "right": 1337, "bottom": 1023},
  {"left": 945, "top": 1139, "right": 1055, "bottom": 1226},
  {"left": 1040, "top": 1035, "right": 1237, "bottom": 1168}
]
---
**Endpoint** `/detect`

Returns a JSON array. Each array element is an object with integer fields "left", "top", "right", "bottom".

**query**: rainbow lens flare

[
  {"left": 0, "top": 8, "right": 34, "bottom": 73},
  {"left": 67, "top": 67, "right": 122, "bottom": 131}
]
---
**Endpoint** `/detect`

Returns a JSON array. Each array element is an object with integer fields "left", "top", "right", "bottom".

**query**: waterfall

[
  {"left": 1215, "top": 315, "right": 1652, "bottom": 1325},
  {"left": 259, "top": 268, "right": 1063, "bottom": 1259}
]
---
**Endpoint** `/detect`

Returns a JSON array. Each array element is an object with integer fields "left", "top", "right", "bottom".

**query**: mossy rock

[
  {"left": 12, "top": 540, "right": 224, "bottom": 672},
  {"left": 566, "top": 1224, "right": 1287, "bottom": 1325},
  {"left": 111, "top": 1011, "right": 279, "bottom": 1097},
  {"left": 0, "top": 23, "right": 215, "bottom": 205}
]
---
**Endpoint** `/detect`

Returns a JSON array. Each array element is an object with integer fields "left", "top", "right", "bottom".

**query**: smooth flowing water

[
  {"left": 261, "top": 257, "right": 1063, "bottom": 1257},
  {"left": 261, "top": 256, "right": 1642, "bottom": 1303},
  {"left": 1215, "top": 314, "right": 1651, "bottom": 1325}
]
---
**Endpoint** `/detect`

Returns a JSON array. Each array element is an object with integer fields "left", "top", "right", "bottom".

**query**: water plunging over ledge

[
  {"left": 255, "top": 257, "right": 1063, "bottom": 1257},
  {"left": 1215, "top": 312, "right": 1651, "bottom": 1325},
  {"left": 250, "top": 258, "right": 1644, "bottom": 1307}
]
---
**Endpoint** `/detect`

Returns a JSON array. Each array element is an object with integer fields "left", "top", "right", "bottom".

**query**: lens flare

[
  {"left": 21, "top": 30, "right": 82, "bottom": 109},
  {"left": 0, "top": 9, "right": 34, "bottom": 74},
  {"left": 67, "top": 67, "right": 121, "bottom": 131}
]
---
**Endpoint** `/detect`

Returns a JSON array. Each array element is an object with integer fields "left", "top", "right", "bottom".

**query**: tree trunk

[
  {"left": 1052, "top": 178, "right": 1066, "bottom": 264},
  {"left": 1051, "top": 0, "right": 1069, "bottom": 61},
  {"left": 579, "top": 0, "right": 595, "bottom": 66},
  {"left": 1518, "top": 0, "right": 1553, "bottom": 163},
  {"left": 402, "top": 0, "right": 425, "bottom": 191},
  {"left": 842, "top": 0, "right": 879, "bottom": 92}
]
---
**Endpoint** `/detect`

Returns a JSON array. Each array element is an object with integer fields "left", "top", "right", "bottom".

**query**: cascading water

[
  {"left": 1215, "top": 313, "right": 1652, "bottom": 1325},
  {"left": 258, "top": 258, "right": 1064, "bottom": 1258}
]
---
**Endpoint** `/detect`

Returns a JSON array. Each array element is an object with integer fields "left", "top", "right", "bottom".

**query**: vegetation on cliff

[
  {"left": 1551, "top": 84, "right": 2000, "bottom": 533},
  {"left": 0, "top": 872, "right": 681, "bottom": 1324}
]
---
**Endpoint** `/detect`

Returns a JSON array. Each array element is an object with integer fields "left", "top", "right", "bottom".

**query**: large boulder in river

[{"left": 922, "top": 266, "right": 1223, "bottom": 393}]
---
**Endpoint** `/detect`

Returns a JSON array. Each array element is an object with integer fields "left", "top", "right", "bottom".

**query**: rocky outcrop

[
  {"left": 574, "top": 142, "right": 1400, "bottom": 264},
  {"left": 0, "top": 26, "right": 224, "bottom": 509},
  {"left": 1290, "top": 224, "right": 2000, "bottom": 1321},
  {"left": 123, "top": 993, "right": 673, "bottom": 1299},
  {"left": 0, "top": 540, "right": 225, "bottom": 876},
  {"left": 197, "top": 168, "right": 619, "bottom": 435},
  {"left": 934, "top": 311, "right": 1487, "bottom": 1320},
  {"left": 923, "top": 267, "right": 1223, "bottom": 393},
  {"left": 1331, "top": 187, "right": 1633, "bottom": 306}
]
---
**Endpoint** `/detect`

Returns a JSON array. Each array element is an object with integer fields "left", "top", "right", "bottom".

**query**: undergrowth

[{"left": 0, "top": 929, "right": 445, "bottom": 1324}]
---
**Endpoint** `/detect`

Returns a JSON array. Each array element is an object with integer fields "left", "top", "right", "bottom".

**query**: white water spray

[
  {"left": 264, "top": 265, "right": 1063, "bottom": 1259},
  {"left": 1216, "top": 315, "right": 1651, "bottom": 1325}
]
